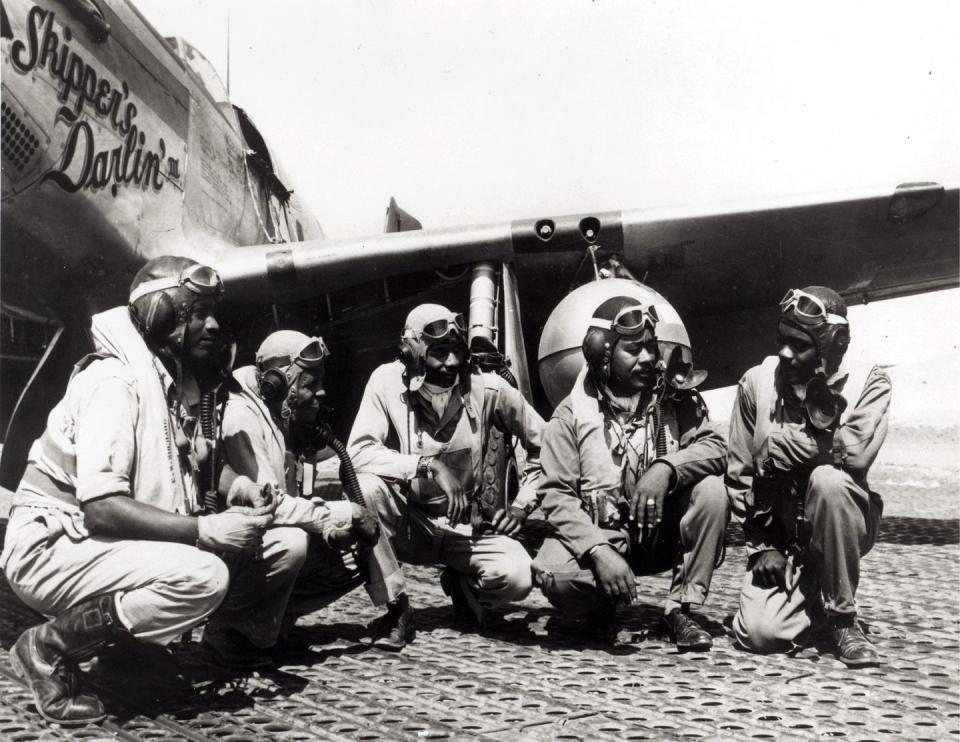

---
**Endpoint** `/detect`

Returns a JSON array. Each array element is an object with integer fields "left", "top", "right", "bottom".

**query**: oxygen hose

[
  {"left": 653, "top": 401, "right": 668, "bottom": 458},
  {"left": 199, "top": 391, "right": 219, "bottom": 513},
  {"left": 314, "top": 425, "right": 364, "bottom": 509},
  {"left": 313, "top": 424, "right": 375, "bottom": 582},
  {"left": 496, "top": 365, "right": 518, "bottom": 389}
]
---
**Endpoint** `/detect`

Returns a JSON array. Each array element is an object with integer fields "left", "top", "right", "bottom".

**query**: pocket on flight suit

[{"left": 0, "top": 510, "right": 57, "bottom": 583}]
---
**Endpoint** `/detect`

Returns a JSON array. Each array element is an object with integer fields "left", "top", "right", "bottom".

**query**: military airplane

[{"left": 2, "top": 0, "right": 958, "bottom": 492}]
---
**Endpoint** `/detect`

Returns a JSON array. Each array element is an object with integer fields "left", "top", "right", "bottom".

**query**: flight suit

[
  {"left": 217, "top": 365, "right": 363, "bottom": 645},
  {"left": 348, "top": 362, "right": 544, "bottom": 608},
  {"left": 726, "top": 357, "right": 890, "bottom": 652},
  {"left": 1, "top": 308, "right": 228, "bottom": 645},
  {"left": 530, "top": 368, "right": 728, "bottom": 615}
]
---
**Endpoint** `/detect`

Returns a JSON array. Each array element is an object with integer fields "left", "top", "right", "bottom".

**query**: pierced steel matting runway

[{"left": 0, "top": 466, "right": 957, "bottom": 741}]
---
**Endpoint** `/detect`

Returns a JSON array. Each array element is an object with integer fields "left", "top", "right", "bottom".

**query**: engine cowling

[{"left": 537, "top": 278, "right": 695, "bottom": 408}]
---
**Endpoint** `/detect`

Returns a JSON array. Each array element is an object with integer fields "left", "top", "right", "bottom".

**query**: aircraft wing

[{"left": 215, "top": 181, "right": 957, "bottom": 309}]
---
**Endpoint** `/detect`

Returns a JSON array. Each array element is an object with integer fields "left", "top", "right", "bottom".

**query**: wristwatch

[{"left": 416, "top": 456, "right": 434, "bottom": 479}]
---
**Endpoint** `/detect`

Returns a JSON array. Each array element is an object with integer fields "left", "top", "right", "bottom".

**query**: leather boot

[
  {"left": 9, "top": 593, "right": 126, "bottom": 726},
  {"left": 662, "top": 608, "right": 713, "bottom": 651},
  {"left": 440, "top": 568, "right": 485, "bottom": 627},
  {"left": 829, "top": 615, "right": 879, "bottom": 668},
  {"left": 366, "top": 593, "right": 415, "bottom": 651}
]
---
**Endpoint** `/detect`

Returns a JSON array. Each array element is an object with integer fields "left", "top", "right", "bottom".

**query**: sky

[{"left": 135, "top": 0, "right": 959, "bottom": 424}]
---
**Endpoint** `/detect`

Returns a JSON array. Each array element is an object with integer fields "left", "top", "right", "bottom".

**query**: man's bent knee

[
  {"left": 689, "top": 475, "right": 729, "bottom": 518},
  {"left": 188, "top": 551, "right": 231, "bottom": 613},
  {"left": 807, "top": 465, "right": 849, "bottom": 500},
  {"left": 732, "top": 607, "right": 794, "bottom": 654},
  {"left": 477, "top": 547, "right": 533, "bottom": 603},
  {"left": 266, "top": 526, "right": 309, "bottom": 574}
]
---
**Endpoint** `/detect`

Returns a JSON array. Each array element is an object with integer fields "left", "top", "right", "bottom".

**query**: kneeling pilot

[{"left": 532, "top": 295, "right": 728, "bottom": 646}]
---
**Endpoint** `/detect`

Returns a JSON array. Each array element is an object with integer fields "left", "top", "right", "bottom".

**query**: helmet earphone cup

[
  {"left": 582, "top": 328, "right": 610, "bottom": 367},
  {"left": 397, "top": 339, "right": 418, "bottom": 372},
  {"left": 258, "top": 368, "right": 288, "bottom": 402},
  {"left": 823, "top": 324, "right": 850, "bottom": 375},
  {"left": 582, "top": 328, "right": 613, "bottom": 385},
  {"left": 129, "top": 292, "right": 177, "bottom": 347}
]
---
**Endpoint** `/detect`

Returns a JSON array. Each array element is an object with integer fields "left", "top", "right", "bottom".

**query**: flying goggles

[
  {"left": 417, "top": 312, "right": 467, "bottom": 343},
  {"left": 260, "top": 336, "right": 330, "bottom": 373},
  {"left": 129, "top": 263, "right": 225, "bottom": 304},
  {"left": 779, "top": 289, "right": 848, "bottom": 327},
  {"left": 589, "top": 304, "right": 660, "bottom": 337}
]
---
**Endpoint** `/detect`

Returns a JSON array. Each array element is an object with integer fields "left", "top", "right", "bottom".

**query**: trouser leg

[
  {"left": 665, "top": 475, "right": 729, "bottom": 611},
  {"left": 1, "top": 509, "right": 229, "bottom": 646},
  {"left": 533, "top": 533, "right": 626, "bottom": 617},
  {"left": 213, "top": 526, "right": 309, "bottom": 648},
  {"left": 805, "top": 465, "right": 882, "bottom": 618},
  {"left": 357, "top": 473, "right": 416, "bottom": 606},
  {"left": 287, "top": 535, "right": 363, "bottom": 616}
]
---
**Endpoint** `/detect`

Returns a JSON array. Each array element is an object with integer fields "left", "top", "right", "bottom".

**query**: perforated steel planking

[{"left": 0, "top": 511, "right": 956, "bottom": 741}]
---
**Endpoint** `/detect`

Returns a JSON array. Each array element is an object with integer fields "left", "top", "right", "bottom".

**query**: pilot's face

[
  {"left": 183, "top": 298, "right": 221, "bottom": 363},
  {"left": 292, "top": 368, "right": 324, "bottom": 422},
  {"left": 777, "top": 321, "right": 819, "bottom": 384},
  {"left": 607, "top": 328, "right": 659, "bottom": 396},
  {"left": 423, "top": 340, "right": 464, "bottom": 387}
]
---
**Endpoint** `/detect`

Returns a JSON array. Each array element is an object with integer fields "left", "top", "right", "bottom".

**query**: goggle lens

[
  {"left": 612, "top": 305, "right": 659, "bottom": 336},
  {"left": 421, "top": 313, "right": 466, "bottom": 341},
  {"left": 182, "top": 264, "right": 224, "bottom": 297},
  {"left": 295, "top": 338, "right": 329, "bottom": 368},
  {"left": 779, "top": 289, "right": 836, "bottom": 325}
]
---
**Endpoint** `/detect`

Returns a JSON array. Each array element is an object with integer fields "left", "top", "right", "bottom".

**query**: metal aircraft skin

[{"left": 1, "top": 0, "right": 958, "bottom": 488}]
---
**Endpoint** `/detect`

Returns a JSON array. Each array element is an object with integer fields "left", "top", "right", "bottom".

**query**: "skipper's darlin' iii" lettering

[{"left": 9, "top": 5, "right": 180, "bottom": 194}]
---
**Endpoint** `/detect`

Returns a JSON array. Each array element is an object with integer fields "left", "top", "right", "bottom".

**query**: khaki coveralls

[{"left": 727, "top": 357, "right": 890, "bottom": 652}]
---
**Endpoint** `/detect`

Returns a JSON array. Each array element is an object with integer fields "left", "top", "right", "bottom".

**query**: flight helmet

[
  {"left": 128, "top": 255, "right": 224, "bottom": 357},
  {"left": 582, "top": 296, "right": 660, "bottom": 387},
  {"left": 256, "top": 330, "right": 329, "bottom": 412},
  {"left": 779, "top": 285, "right": 850, "bottom": 376},
  {"left": 398, "top": 303, "right": 468, "bottom": 391}
]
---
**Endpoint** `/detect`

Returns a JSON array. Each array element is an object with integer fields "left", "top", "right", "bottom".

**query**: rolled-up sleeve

[{"left": 74, "top": 375, "right": 139, "bottom": 503}]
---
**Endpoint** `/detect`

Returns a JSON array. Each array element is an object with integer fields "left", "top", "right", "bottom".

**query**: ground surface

[{"left": 0, "top": 428, "right": 956, "bottom": 741}]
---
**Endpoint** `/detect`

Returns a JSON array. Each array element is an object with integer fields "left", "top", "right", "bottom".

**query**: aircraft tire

[{"left": 479, "top": 426, "right": 519, "bottom": 522}]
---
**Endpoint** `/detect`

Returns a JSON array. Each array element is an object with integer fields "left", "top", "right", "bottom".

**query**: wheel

[{"left": 478, "top": 426, "right": 519, "bottom": 522}]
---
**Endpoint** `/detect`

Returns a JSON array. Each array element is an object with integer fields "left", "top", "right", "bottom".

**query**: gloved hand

[
  {"left": 197, "top": 509, "right": 273, "bottom": 554},
  {"left": 227, "top": 480, "right": 276, "bottom": 510},
  {"left": 350, "top": 502, "right": 380, "bottom": 548},
  {"left": 491, "top": 506, "right": 527, "bottom": 537}
]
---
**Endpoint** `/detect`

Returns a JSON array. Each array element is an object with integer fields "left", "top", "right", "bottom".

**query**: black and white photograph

[{"left": 0, "top": 0, "right": 957, "bottom": 739}]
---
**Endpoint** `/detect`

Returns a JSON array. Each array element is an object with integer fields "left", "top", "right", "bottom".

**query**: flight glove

[{"left": 197, "top": 509, "right": 273, "bottom": 554}]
